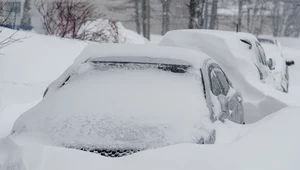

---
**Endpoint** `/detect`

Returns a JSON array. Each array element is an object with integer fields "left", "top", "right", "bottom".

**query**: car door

[
  {"left": 201, "top": 59, "right": 244, "bottom": 124},
  {"left": 255, "top": 41, "right": 270, "bottom": 81}
]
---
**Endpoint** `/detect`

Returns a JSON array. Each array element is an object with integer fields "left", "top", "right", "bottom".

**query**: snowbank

[
  {"left": 0, "top": 137, "right": 26, "bottom": 170},
  {"left": 10, "top": 107, "right": 300, "bottom": 170},
  {"left": 0, "top": 101, "right": 39, "bottom": 137},
  {"left": 0, "top": 28, "right": 150, "bottom": 105},
  {"left": 0, "top": 28, "right": 87, "bottom": 105}
]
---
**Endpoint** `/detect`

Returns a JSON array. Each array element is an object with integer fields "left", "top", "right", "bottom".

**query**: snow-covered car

[
  {"left": 159, "top": 29, "right": 289, "bottom": 123},
  {"left": 238, "top": 33, "right": 274, "bottom": 81},
  {"left": 10, "top": 44, "right": 244, "bottom": 157},
  {"left": 257, "top": 36, "right": 294, "bottom": 93},
  {"left": 160, "top": 30, "right": 274, "bottom": 84},
  {"left": 259, "top": 41, "right": 289, "bottom": 92}
]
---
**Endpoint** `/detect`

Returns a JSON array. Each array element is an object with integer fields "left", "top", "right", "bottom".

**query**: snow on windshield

[{"left": 12, "top": 62, "right": 213, "bottom": 150}]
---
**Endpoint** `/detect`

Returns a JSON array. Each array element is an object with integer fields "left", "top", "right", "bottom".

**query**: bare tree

[
  {"left": 203, "top": 0, "right": 209, "bottom": 29},
  {"left": 0, "top": 1, "right": 26, "bottom": 49},
  {"left": 0, "top": 30, "right": 27, "bottom": 49},
  {"left": 134, "top": 0, "right": 141, "bottom": 34},
  {"left": 282, "top": 0, "right": 300, "bottom": 37},
  {"left": 237, "top": 0, "right": 244, "bottom": 31},
  {"left": 188, "top": 0, "right": 199, "bottom": 29},
  {"left": 35, "top": 0, "right": 104, "bottom": 39},
  {"left": 21, "top": 0, "right": 31, "bottom": 29},
  {"left": 106, "top": 0, "right": 142, "bottom": 34},
  {"left": 141, "top": 0, "right": 150, "bottom": 39},
  {"left": 209, "top": 0, "right": 218, "bottom": 29},
  {"left": 199, "top": 0, "right": 206, "bottom": 28},
  {"left": 161, "top": 0, "right": 171, "bottom": 35}
]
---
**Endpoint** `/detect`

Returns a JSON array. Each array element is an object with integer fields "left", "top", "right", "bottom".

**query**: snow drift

[{"left": 7, "top": 106, "right": 300, "bottom": 170}]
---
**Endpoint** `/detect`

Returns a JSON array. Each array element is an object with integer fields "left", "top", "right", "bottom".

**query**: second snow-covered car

[
  {"left": 258, "top": 36, "right": 292, "bottom": 93},
  {"left": 10, "top": 44, "right": 244, "bottom": 157},
  {"left": 159, "top": 29, "right": 290, "bottom": 123}
]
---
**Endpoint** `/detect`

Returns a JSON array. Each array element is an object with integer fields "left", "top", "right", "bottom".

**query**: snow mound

[
  {"left": 0, "top": 101, "right": 39, "bottom": 137},
  {"left": 11, "top": 107, "right": 300, "bottom": 170},
  {"left": 0, "top": 137, "right": 26, "bottom": 170}
]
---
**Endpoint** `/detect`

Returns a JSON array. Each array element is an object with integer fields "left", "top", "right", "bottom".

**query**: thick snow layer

[
  {"left": 11, "top": 65, "right": 213, "bottom": 149},
  {"left": 0, "top": 28, "right": 87, "bottom": 106},
  {"left": 7, "top": 107, "right": 300, "bottom": 170},
  {"left": 0, "top": 101, "right": 39, "bottom": 138},
  {"left": 0, "top": 137, "right": 26, "bottom": 170},
  {"left": 0, "top": 28, "right": 87, "bottom": 84},
  {"left": 0, "top": 28, "right": 147, "bottom": 106}
]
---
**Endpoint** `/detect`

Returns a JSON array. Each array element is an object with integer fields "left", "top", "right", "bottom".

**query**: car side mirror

[
  {"left": 286, "top": 60, "right": 295, "bottom": 67},
  {"left": 268, "top": 58, "right": 275, "bottom": 70}
]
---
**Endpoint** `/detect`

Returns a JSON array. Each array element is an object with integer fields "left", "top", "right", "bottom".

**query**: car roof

[
  {"left": 75, "top": 44, "right": 210, "bottom": 68},
  {"left": 159, "top": 29, "right": 259, "bottom": 87},
  {"left": 159, "top": 29, "right": 254, "bottom": 62}
]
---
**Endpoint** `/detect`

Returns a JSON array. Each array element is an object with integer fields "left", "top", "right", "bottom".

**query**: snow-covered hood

[{"left": 11, "top": 62, "right": 214, "bottom": 150}]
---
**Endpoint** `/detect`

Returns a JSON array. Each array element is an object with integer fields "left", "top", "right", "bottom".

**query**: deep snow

[
  {"left": 2, "top": 107, "right": 300, "bottom": 170},
  {"left": 0, "top": 29, "right": 300, "bottom": 170}
]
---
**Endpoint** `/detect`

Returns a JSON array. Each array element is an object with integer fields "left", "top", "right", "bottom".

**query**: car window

[
  {"left": 258, "top": 38, "right": 275, "bottom": 44},
  {"left": 208, "top": 63, "right": 230, "bottom": 96},
  {"left": 256, "top": 42, "right": 268, "bottom": 66},
  {"left": 215, "top": 69, "right": 230, "bottom": 95},
  {"left": 210, "top": 70, "right": 222, "bottom": 96}
]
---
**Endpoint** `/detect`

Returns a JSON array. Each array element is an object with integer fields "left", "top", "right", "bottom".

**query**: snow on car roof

[
  {"left": 159, "top": 29, "right": 255, "bottom": 69},
  {"left": 75, "top": 44, "right": 210, "bottom": 68}
]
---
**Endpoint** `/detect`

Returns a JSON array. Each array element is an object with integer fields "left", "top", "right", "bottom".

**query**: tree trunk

[
  {"left": 188, "top": 0, "right": 198, "bottom": 29},
  {"left": 161, "top": 0, "right": 170, "bottom": 35},
  {"left": 21, "top": 0, "right": 32, "bottom": 29},
  {"left": 142, "top": 0, "right": 150, "bottom": 39},
  {"left": 247, "top": 7, "right": 250, "bottom": 32},
  {"left": 209, "top": 0, "right": 218, "bottom": 29},
  {"left": 203, "top": 0, "right": 209, "bottom": 29},
  {"left": 237, "top": 0, "right": 243, "bottom": 32},
  {"left": 199, "top": 0, "right": 205, "bottom": 28},
  {"left": 134, "top": 0, "right": 141, "bottom": 34}
]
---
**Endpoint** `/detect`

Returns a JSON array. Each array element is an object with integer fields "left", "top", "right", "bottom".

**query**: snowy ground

[
  {"left": 1, "top": 107, "right": 300, "bottom": 170},
  {"left": 0, "top": 29, "right": 300, "bottom": 169}
]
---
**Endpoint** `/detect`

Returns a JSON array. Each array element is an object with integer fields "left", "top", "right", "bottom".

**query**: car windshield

[
  {"left": 258, "top": 38, "right": 275, "bottom": 44},
  {"left": 90, "top": 61, "right": 191, "bottom": 74}
]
